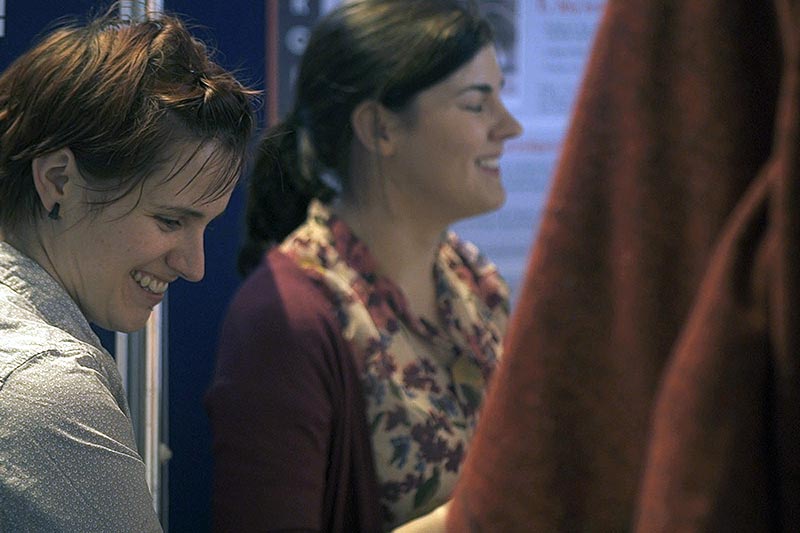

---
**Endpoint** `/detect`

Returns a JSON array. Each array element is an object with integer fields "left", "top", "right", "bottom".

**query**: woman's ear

[
  {"left": 350, "top": 100, "right": 399, "bottom": 157},
  {"left": 31, "top": 148, "right": 79, "bottom": 214}
]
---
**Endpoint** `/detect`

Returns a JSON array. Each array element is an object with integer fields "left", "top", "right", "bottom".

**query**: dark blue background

[{"left": 0, "top": 0, "right": 102, "bottom": 64}]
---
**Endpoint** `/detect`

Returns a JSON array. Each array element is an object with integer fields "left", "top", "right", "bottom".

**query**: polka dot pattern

[{"left": 0, "top": 243, "right": 162, "bottom": 532}]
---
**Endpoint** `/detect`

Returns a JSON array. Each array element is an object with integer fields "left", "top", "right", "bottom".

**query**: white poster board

[{"left": 454, "top": 0, "right": 606, "bottom": 300}]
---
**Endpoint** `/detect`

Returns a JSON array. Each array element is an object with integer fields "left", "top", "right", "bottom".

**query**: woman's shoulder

[
  {"left": 0, "top": 300, "right": 115, "bottom": 392},
  {"left": 231, "top": 248, "right": 336, "bottom": 316},
  {"left": 0, "top": 328, "right": 132, "bottom": 454},
  {"left": 222, "top": 248, "right": 345, "bottom": 352},
  {"left": 213, "top": 248, "right": 356, "bottom": 394}
]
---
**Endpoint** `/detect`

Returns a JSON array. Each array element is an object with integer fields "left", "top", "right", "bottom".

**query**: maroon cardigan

[
  {"left": 448, "top": 0, "right": 800, "bottom": 531},
  {"left": 206, "top": 250, "right": 382, "bottom": 532}
]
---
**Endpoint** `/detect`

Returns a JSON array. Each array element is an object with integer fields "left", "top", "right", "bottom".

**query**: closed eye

[{"left": 155, "top": 216, "right": 182, "bottom": 231}]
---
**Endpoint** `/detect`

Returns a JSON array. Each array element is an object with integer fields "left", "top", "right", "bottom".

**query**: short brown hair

[{"left": 0, "top": 10, "right": 258, "bottom": 232}]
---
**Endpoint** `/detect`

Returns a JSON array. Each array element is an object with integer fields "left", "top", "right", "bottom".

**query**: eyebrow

[
  {"left": 457, "top": 79, "right": 506, "bottom": 95},
  {"left": 154, "top": 205, "right": 219, "bottom": 222}
]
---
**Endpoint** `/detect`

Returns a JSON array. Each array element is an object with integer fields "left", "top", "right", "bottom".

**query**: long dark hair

[{"left": 239, "top": 0, "right": 493, "bottom": 275}]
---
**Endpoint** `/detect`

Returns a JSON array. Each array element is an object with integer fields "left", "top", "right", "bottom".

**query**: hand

[{"left": 390, "top": 501, "right": 450, "bottom": 533}]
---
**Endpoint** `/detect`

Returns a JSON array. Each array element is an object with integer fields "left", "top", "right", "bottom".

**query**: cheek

[
  {"left": 439, "top": 126, "right": 484, "bottom": 159},
  {"left": 94, "top": 222, "right": 158, "bottom": 267},
  {"left": 421, "top": 136, "right": 472, "bottom": 168}
]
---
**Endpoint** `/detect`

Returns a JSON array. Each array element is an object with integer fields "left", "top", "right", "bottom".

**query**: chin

[
  {"left": 490, "top": 191, "right": 507, "bottom": 211},
  {"left": 478, "top": 190, "right": 507, "bottom": 214}
]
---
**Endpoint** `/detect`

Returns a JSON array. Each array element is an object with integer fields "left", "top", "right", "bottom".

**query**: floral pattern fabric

[{"left": 280, "top": 200, "right": 508, "bottom": 528}]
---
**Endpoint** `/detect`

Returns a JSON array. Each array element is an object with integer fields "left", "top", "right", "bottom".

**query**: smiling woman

[
  {"left": 33, "top": 140, "right": 235, "bottom": 333},
  {"left": 205, "top": 1, "right": 521, "bottom": 531},
  {"left": 0, "top": 9, "right": 256, "bottom": 531},
  {"left": 384, "top": 45, "right": 521, "bottom": 225}
]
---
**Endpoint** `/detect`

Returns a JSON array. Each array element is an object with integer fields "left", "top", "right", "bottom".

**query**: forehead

[
  {"left": 425, "top": 45, "right": 503, "bottom": 98},
  {"left": 143, "top": 140, "right": 233, "bottom": 203}
]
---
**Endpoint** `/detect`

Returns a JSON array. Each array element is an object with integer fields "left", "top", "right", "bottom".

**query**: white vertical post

[
  {"left": 143, "top": 303, "right": 164, "bottom": 511},
  {"left": 119, "top": 0, "right": 164, "bottom": 20},
  {"left": 116, "top": 0, "right": 168, "bottom": 520},
  {"left": 0, "top": 0, "right": 6, "bottom": 38},
  {"left": 116, "top": 304, "right": 167, "bottom": 516}
]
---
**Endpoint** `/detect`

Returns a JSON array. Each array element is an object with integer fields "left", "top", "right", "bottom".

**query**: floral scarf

[{"left": 280, "top": 200, "right": 508, "bottom": 528}]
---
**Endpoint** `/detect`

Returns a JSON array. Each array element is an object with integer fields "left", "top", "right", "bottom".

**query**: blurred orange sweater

[{"left": 448, "top": 0, "right": 800, "bottom": 530}]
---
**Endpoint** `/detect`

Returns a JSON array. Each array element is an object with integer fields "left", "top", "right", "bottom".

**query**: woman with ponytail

[{"left": 206, "top": 1, "right": 521, "bottom": 531}]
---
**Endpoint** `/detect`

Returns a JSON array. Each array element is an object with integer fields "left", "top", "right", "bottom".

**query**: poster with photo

[{"left": 526, "top": 0, "right": 606, "bottom": 122}]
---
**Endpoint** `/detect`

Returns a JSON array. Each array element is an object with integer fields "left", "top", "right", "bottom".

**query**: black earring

[{"left": 48, "top": 203, "right": 61, "bottom": 220}]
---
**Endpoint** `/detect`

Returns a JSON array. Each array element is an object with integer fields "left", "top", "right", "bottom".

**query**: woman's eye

[
  {"left": 464, "top": 104, "right": 484, "bottom": 113},
  {"left": 155, "top": 216, "right": 182, "bottom": 230}
]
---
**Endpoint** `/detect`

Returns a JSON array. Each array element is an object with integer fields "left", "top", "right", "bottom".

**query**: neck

[
  {"left": 333, "top": 196, "right": 445, "bottom": 324},
  {"left": 4, "top": 225, "right": 62, "bottom": 286},
  {"left": 3, "top": 226, "right": 36, "bottom": 259}
]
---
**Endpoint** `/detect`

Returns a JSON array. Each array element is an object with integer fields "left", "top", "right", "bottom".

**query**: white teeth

[
  {"left": 132, "top": 271, "right": 168, "bottom": 294},
  {"left": 478, "top": 157, "right": 500, "bottom": 169}
]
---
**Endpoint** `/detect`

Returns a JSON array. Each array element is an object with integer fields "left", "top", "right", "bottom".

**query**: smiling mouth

[
  {"left": 477, "top": 157, "right": 500, "bottom": 170},
  {"left": 132, "top": 270, "right": 169, "bottom": 294}
]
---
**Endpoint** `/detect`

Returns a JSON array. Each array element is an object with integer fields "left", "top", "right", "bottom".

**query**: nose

[
  {"left": 491, "top": 101, "right": 523, "bottom": 142},
  {"left": 167, "top": 231, "right": 206, "bottom": 282}
]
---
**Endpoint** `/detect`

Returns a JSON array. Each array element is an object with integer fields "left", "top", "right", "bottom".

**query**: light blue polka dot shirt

[{"left": 0, "top": 242, "right": 162, "bottom": 532}]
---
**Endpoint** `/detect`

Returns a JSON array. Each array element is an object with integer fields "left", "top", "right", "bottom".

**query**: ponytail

[{"left": 238, "top": 111, "right": 336, "bottom": 276}]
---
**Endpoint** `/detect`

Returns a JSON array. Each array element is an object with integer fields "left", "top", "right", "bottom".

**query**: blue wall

[{"left": 0, "top": 1, "right": 99, "bottom": 64}]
